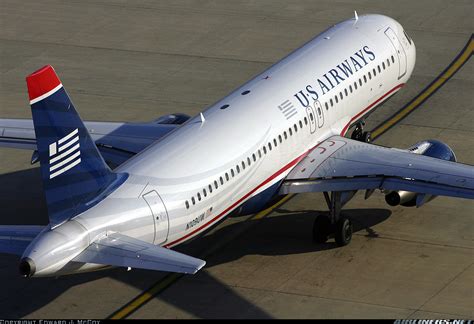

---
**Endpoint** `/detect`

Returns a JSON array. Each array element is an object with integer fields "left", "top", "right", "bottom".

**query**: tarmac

[{"left": 0, "top": 0, "right": 472, "bottom": 319}]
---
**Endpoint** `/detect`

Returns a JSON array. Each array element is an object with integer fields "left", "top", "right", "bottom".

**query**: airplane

[{"left": 0, "top": 13, "right": 473, "bottom": 278}]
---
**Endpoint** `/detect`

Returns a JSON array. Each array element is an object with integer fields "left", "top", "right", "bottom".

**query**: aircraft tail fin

[{"left": 26, "top": 65, "right": 127, "bottom": 228}]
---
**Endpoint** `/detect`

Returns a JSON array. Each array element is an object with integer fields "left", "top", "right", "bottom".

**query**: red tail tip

[{"left": 26, "top": 65, "right": 62, "bottom": 102}]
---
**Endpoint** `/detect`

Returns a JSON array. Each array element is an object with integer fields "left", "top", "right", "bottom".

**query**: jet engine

[{"left": 385, "top": 140, "right": 456, "bottom": 207}]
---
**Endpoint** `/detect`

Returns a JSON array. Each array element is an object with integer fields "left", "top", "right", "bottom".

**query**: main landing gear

[
  {"left": 351, "top": 120, "right": 372, "bottom": 143},
  {"left": 313, "top": 192, "right": 353, "bottom": 247}
]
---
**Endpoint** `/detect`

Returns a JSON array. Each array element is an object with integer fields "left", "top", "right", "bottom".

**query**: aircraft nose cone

[{"left": 19, "top": 257, "right": 36, "bottom": 277}]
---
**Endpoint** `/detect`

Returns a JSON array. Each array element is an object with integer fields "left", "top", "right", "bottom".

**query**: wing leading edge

[{"left": 280, "top": 136, "right": 474, "bottom": 200}]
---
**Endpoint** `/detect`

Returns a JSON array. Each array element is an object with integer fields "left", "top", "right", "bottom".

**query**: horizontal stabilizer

[
  {"left": 0, "top": 226, "right": 44, "bottom": 256},
  {"left": 73, "top": 233, "right": 206, "bottom": 274}
]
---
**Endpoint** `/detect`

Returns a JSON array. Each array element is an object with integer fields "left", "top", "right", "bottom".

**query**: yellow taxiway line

[{"left": 371, "top": 34, "right": 473, "bottom": 139}]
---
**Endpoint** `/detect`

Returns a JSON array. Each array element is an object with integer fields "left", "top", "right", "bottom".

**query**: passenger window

[
  {"left": 339, "top": 92, "right": 343, "bottom": 100},
  {"left": 368, "top": 72, "right": 371, "bottom": 80},
  {"left": 310, "top": 113, "right": 314, "bottom": 121},
  {"left": 197, "top": 193, "right": 201, "bottom": 201},
  {"left": 203, "top": 189, "right": 207, "bottom": 197},
  {"left": 225, "top": 173, "right": 229, "bottom": 181},
  {"left": 382, "top": 62, "right": 386, "bottom": 69},
  {"left": 335, "top": 95, "right": 338, "bottom": 104},
  {"left": 209, "top": 184, "right": 213, "bottom": 193},
  {"left": 289, "top": 128, "right": 293, "bottom": 136},
  {"left": 330, "top": 98, "right": 333, "bottom": 106},
  {"left": 220, "top": 177, "right": 224, "bottom": 185},
  {"left": 279, "top": 134, "right": 282, "bottom": 142},
  {"left": 363, "top": 75, "right": 367, "bottom": 83},
  {"left": 258, "top": 149, "right": 262, "bottom": 157},
  {"left": 294, "top": 124, "right": 298, "bottom": 132},
  {"left": 192, "top": 197, "right": 195, "bottom": 205},
  {"left": 263, "top": 146, "right": 267, "bottom": 154},
  {"left": 247, "top": 157, "right": 251, "bottom": 166},
  {"left": 253, "top": 153, "right": 256, "bottom": 161},
  {"left": 214, "top": 180, "right": 218, "bottom": 189},
  {"left": 354, "top": 82, "right": 357, "bottom": 90},
  {"left": 387, "top": 58, "right": 390, "bottom": 67},
  {"left": 185, "top": 201, "right": 189, "bottom": 209},
  {"left": 242, "top": 161, "right": 246, "bottom": 169},
  {"left": 359, "top": 79, "right": 362, "bottom": 86},
  {"left": 391, "top": 55, "right": 395, "bottom": 63},
  {"left": 236, "top": 165, "right": 240, "bottom": 173},
  {"left": 231, "top": 169, "right": 235, "bottom": 177},
  {"left": 273, "top": 138, "right": 277, "bottom": 147},
  {"left": 304, "top": 117, "right": 308, "bottom": 125},
  {"left": 349, "top": 85, "right": 353, "bottom": 93},
  {"left": 268, "top": 142, "right": 272, "bottom": 150},
  {"left": 378, "top": 65, "right": 381, "bottom": 73},
  {"left": 344, "top": 88, "right": 348, "bottom": 96},
  {"left": 299, "top": 120, "right": 303, "bottom": 128},
  {"left": 325, "top": 102, "right": 329, "bottom": 110}
]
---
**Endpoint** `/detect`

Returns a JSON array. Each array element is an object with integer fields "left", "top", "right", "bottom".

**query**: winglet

[{"left": 26, "top": 65, "right": 63, "bottom": 105}]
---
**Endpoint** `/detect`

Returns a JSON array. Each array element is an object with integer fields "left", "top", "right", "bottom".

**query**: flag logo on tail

[{"left": 48, "top": 128, "right": 81, "bottom": 179}]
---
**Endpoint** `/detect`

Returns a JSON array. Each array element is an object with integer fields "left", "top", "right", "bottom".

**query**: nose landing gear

[
  {"left": 312, "top": 192, "right": 353, "bottom": 247},
  {"left": 351, "top": 121, "right": 372, "bottom": 143}
]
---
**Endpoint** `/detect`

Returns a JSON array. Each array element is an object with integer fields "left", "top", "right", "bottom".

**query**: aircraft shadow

[{"left": 0, "top": 168, "right": 391, "bottom": 319}]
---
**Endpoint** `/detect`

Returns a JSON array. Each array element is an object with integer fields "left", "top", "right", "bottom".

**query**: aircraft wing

[
  {"left": 0, "top": 118, "right": 178, "bottom": 167},
  {"left": 280, "top": 136, "right": 474, "bottom": 201},
  {"left": 73, "top": 233, "right": 206, "bottom": 274},
  {"left": 0, "top": 225, "right": 45, "bottom": 256}
]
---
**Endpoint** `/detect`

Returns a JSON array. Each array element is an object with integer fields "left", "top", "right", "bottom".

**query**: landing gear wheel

[
  {"left": 351, "top": 127, "right": 362, "bottom": 141},
  {"left": 335, "top": 216, "right": 353, "bottom": 247},
  {"left": 362, "top": 131, "right": 372, "bottom": 143},
  {"left": 313, "top": 215, "right": 330, "bottom": 244},
  {"left": 351, "top": 121, "right": 367, "bottom": 142}
]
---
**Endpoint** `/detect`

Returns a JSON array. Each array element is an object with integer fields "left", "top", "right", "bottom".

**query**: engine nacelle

[
  {"left": 385, "top": 139, "right": 456, "bottom": 207},
  {"left": 385, "top": 190, "right": 417, "bottom": 206}
]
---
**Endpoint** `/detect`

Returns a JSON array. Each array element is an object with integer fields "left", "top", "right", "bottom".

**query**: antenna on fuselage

[
  {"left": 354, "top": 10, "right": 359, "bottom": 22},
  {"left": 200, "top": 112, "right": 206, "bottom": 124}
]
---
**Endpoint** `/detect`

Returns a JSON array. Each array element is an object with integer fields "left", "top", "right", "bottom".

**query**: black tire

[
  {"left": 362, "top": 131, "right": 372, "bottom": 143},
  {"left": 335, "top": 216, "right": 353, "bottom": 246},
  {"left": 351, "top": 127, "right": 362, "bottom": 140},
  {"left": 313, "top": 216, "right": 330, "bottom": 244}
]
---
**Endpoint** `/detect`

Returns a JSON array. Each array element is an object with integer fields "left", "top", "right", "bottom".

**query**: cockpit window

[{"left": 403, "top": 30, "right": 412, "bottom": 45}]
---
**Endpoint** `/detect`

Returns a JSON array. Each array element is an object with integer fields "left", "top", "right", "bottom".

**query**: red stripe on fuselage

[
  {"left": 164, "top": 83, "right": 405, "bottom": 248},
  {"left": 164, "top": 145, "right": 316, "bottom": 248}
]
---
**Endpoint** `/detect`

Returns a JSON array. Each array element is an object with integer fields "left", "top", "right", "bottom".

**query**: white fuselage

[{"left": 27, "top": 14, "right": 416, "bottom": 276}]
